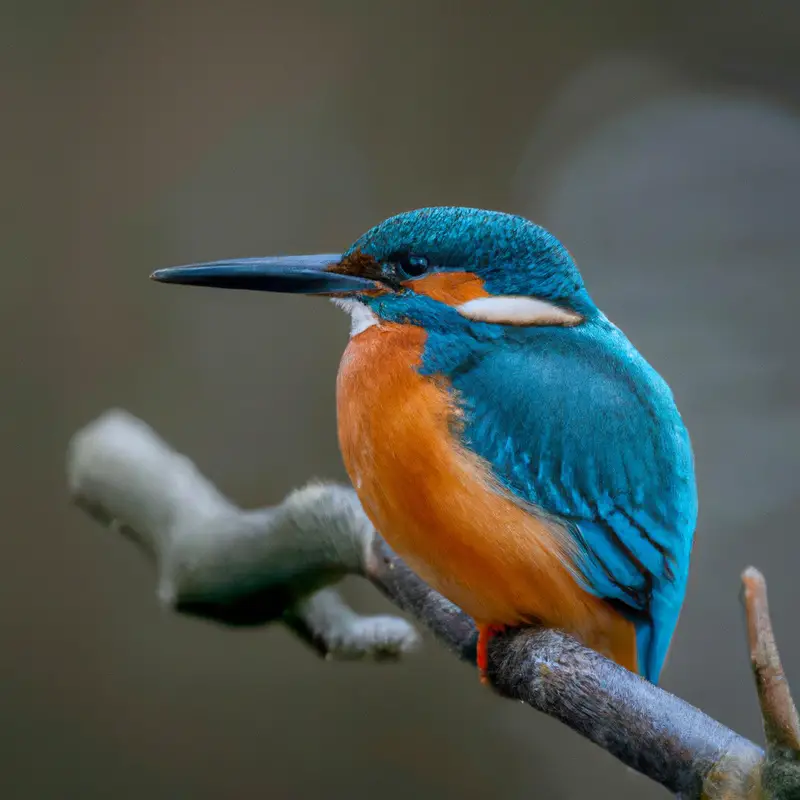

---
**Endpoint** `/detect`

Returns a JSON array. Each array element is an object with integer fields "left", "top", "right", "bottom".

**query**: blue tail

[
  {"left": 633, "top": 598, "right": 682, "bottom": 684},
  {"left": 572, "top": 518, "right": 687, "bottom": 685}
]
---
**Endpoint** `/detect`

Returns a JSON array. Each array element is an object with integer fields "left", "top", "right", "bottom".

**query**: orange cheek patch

[
  {"left": 404, "top": 271, "right": 489, "bottom": 305},
  {"left": 360, "top": 286, "right": 390, "bottom": 298}
]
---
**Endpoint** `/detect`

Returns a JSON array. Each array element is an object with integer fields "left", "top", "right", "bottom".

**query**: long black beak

[{"left": 150, "top": 254, "right": 377, "bottom": 295}]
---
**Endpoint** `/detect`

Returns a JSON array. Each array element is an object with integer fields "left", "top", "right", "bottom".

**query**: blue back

[{"left": 441, "top": 320, "right": 696, "bottom": 683}]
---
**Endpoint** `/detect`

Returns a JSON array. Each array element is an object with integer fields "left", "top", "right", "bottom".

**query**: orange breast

[{"left": 336, "top": 321, "right": 637, "bottom": 671}]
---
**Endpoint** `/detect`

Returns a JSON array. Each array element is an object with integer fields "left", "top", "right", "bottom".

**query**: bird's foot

[{"left": 477, "top": 623, "right": 507, "bottom": 685}]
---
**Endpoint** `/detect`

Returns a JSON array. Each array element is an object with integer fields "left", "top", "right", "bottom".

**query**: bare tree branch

[
  {"left": 67, "top": 410, "right": 800, "bottom": 798},
  {"left": 367, "top": 535, "right": 763, "bottom": 798}
]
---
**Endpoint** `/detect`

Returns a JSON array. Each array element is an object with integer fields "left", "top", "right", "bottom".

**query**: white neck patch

[
  {"left": 456, "top": 296, "right": 582, "bottom": 327},
  {"left": 331, "top": 298, "right": 379, "bottom": 337}
]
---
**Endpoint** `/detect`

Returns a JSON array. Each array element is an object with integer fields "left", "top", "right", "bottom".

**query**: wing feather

[{"left": 441, "top": 323, "right": 697, "bottom": 682}]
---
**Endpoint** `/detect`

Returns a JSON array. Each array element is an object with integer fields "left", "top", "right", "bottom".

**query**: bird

[{"left": 151, "top": 206, "right": 698, "bottom": 686}]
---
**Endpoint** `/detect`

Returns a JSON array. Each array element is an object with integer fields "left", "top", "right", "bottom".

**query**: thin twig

[{"left": 743, "top": 567, "right": 800, "bottom": 755}]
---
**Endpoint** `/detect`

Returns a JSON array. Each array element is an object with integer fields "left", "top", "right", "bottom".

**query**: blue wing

[{"left": 426, "top": 321, "right": 697, "bottom": 683}]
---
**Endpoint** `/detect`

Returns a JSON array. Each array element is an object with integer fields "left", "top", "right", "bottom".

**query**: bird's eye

[{"left": 391, "top": 252, "right": 429, "bottom": 279}]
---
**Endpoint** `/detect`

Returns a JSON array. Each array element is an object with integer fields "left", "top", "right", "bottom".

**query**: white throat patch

[{"left": 331, "top": 298, "right": 379, "bottom": 337}]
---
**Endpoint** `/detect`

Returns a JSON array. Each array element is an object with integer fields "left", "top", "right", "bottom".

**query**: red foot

[{"left": 477, "top": 623, "right": 507, "bottom": 685}]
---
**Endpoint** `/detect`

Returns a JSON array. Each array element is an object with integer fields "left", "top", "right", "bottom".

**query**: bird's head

[{"left": 152, "top": 207, "right": 597, "bottom": 331}]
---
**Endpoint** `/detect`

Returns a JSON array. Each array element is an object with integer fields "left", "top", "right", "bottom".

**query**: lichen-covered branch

[
  {"left": 68, "top": 410, "right": 419, "bottom": 658},
  {"left": 67, "top": 410, "right": 800, "bottom": 799}
]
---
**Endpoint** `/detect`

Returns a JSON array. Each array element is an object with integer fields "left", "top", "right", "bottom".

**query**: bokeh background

[{"left": 5, "top": 1, "right": 800, "bottom": 797}]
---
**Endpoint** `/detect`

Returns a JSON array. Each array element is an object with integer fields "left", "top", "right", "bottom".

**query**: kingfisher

[{"left": 152, "top": 207, "right": 697, "bottom": 686}]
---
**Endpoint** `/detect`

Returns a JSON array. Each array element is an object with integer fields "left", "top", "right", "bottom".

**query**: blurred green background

[{"left": 4, "top": 1, "right": 800, "bottom": 797}]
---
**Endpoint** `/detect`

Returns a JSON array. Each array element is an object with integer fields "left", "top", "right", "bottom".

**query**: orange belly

[{"left": 336, "top": 320, "right": 637, "bottom": 671}]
